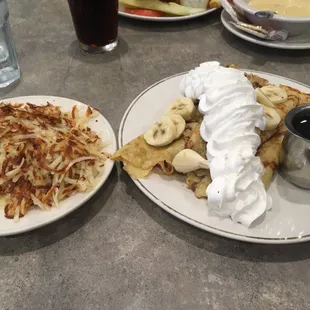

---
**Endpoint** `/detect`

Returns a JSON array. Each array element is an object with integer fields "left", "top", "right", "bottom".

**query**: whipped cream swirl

[{"left": 180, "top": 61, "right": 272, "bottom": 227}]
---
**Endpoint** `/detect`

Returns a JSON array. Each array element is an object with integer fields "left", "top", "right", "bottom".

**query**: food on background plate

[
  {"left": 124, "top": 8, "right": 165, "bottom": 17},
  {"left": 120, "top": 0, "right": 221, "bottom": 17},
  {"left": 112, "top": 61, "right": 310, "bottom": 227},
  {"left": 208, "top": 0, "right": 221, "bottom": 9},
  {"left": 248, "top": 0, "right": 310, "bottom": 18},
  {"left": 180, "top": 0, "right": 208, "bottom": 9},
  {"left": 0, "top": 102, "right": 108, "bottom": 220}
]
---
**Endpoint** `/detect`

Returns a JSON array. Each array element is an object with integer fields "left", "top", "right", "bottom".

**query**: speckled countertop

[{"left": 1, "top": 1, "right": 310, "bottom": 309}]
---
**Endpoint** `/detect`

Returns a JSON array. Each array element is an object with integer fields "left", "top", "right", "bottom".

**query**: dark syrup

[
  {"left": 68, "top": 0, "right": 118, "bottom": 47},
  {"left": 293, "top": 113, "right": 310, "bottom": 140}
]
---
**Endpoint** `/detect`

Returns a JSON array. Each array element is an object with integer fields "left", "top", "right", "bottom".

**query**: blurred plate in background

[{"left": 119, "top": 3, "right": 220, "bottom": 22}]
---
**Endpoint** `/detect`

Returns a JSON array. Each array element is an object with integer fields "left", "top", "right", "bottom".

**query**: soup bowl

[{"left": 232, "top": 0, "right": 310, "bottom": 36}]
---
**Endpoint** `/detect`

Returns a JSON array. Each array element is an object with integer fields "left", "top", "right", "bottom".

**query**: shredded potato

[{"left": 0, "top": 102, "right": 107, "bottom": 220}]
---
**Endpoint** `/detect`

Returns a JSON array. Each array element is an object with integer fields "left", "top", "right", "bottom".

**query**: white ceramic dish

[
  {"left": 119, "top": 71, "right": 310, "bottom": 244},
  {"left": 221, "top": 10, "right": 310, "bottom": 49},
  {"left": 0, "top": 96, "right": 117, "bottom": 236},
  {"left": 232, "top": 0, "right": 310, "bottom": 36},
  {"left": 118, "top": 3, "right": 219, "bottom": 21}
]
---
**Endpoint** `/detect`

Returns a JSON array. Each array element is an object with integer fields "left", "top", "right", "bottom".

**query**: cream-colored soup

[{"left": 248, "top": 0, "right": 310, "bottom": 17}]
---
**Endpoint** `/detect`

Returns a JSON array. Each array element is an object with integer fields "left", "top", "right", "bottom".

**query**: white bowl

[{"left": 233, "top": 0, "right": 310, "bottom": 36}]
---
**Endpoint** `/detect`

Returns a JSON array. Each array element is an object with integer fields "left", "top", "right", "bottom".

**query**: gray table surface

[{"left": 1, "top": 1, "right": 310, "bottom": 309}]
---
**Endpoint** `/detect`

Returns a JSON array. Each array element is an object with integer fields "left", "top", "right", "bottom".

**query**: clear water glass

[{"left": 0, "top": 0, "right": 20, "bottom": 88}]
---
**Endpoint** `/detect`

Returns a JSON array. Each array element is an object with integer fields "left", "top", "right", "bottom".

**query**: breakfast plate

[
  {"left": 221, "top": 10, "right": 310, "bottom": 50},
  {"left": 117, "top": 70, "right": 310, "bottom": 244},
  {"left": 0, "top": 96, "right": 117, "bottom": 236},
  {"left": 119, "top": 3, "right": 219, "bottom": 21}
]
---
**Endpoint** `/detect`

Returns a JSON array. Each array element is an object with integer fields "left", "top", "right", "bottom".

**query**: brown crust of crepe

[
  {"left": 245, "top": 73, "right": 269, "bottom": 89},
  {"left": 280, "top": 84, "right": 310, "bottom": 106},
  {"left": 226, "top": 65, "right": 269, "bottom": 88},
  {"left": 260, "top": 85, "right": 299, "bottom": 144},
  {"left": 184, "top": 122, "right": 206, "bottom": 158},
  {"left": 257, "top": 126, "right": 287, "bottom": 188},
  {"left": 186, "top": 171, "right": 211, "bottom": 199},
  {"left": 157, "top": 161, "right": 174, "bottom": 175}
]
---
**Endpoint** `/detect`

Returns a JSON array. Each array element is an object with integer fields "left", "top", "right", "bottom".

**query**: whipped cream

[{"left": 180, "top": 61, "right": 272, "bottom": 227}]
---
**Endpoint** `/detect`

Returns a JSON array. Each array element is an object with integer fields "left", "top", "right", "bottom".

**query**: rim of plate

[
  {"left": 118, "top": 7, "right": 218, "bottom": 22},
  {"left": 221, "top": 10, "right": 310, "bottom": 50},
  {"left": 118, "top": 71, "right": 310, "bottom": 244},
  {"left": 0, "top": 95, "right": 117, "bottom": 236}
]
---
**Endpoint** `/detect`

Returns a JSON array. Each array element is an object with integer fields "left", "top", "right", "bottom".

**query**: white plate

[
  {"left": 221, "top": 10, "right": 310, "bottom": 50},
  {"left": 119, "top": 3, "right": 219, "bottom": 22},
  {"left": 119, "top": 71, "right": 310, "bottom": 244},
  {"left": 0, "top": 96, "right": 117, "bottom": 236}
]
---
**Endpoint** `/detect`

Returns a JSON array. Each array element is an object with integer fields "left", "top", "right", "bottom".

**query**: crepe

[
  {"left": 184, "top": 121, "right": 206, "bottom": 158},
  {"left": 111, "top": 135, "right": 185, "bottom": 178},
  {"left": 260, "top": 85, "right": 299, "bottom": 144},
  {"left": 283, "top": 85, "right": 310, "bottom": 106},
  {"left": 111, "top": 70, "right": 310, "bottom": 201},
  {"left": 257, "top": 126, "right": 287, "bottom": 188},
  {"left": 186, "top": 170, "right": 211, "bottom": 199},
  {"left": 258, "top": 85, "right": 310, "bottom": 187},
  {"left": 258, "top": 86, "right": 310, "bottom": 188},
  {"left": 245, "top": 73, "right": 269, "bottom": 89},
  {"left": 111, "top": 105, "right": 206, "bottom": 178},
  {"left": 186, "top": 83, "right": 301, "bottom": 199},
  {"left": 188, "top": 82, "right": 310, "bottom": 198},
  {"left": 111, "top": 119, "right": 205, "bottom": 178}
]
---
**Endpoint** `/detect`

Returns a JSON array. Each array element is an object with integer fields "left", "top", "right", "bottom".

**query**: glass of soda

[{"left": 67, "top": 0, "right": 118, "bottom": 53}]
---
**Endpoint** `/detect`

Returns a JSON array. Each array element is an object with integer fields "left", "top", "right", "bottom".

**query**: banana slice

[
  {"left": 169, "top": 114, "right": 186, "bottom": 139},
  {"left": 255, "top": 88, "right": 274, "bottom": 107},
  {"left": 260, "top": 85, "right": 288, "bottom": 104},
  {"left": 166, "top": 97, "right": 196, "bottom": 121},
  {"left": 172, "top": 149, "right": 209, "bottom": 174},
  {"left": 144, "top": 116, "right": 177, "bottom": 147},
  {"left": 263, "top": 105, "right": 281, "bottom": 131}
]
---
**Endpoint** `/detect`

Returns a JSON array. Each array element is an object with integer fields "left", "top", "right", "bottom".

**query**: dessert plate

[
  {"left": 0, "top": 96, "right": 117, "bottom": 236},
  {"left": 119, "top": 71, "right": 310, "bottom": 244},
  {"left": 119, "top": 3, "right": 219, "bottom": 21},
  {"left": 221, "top": 10, "right": 310, "bottom": 50}
]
